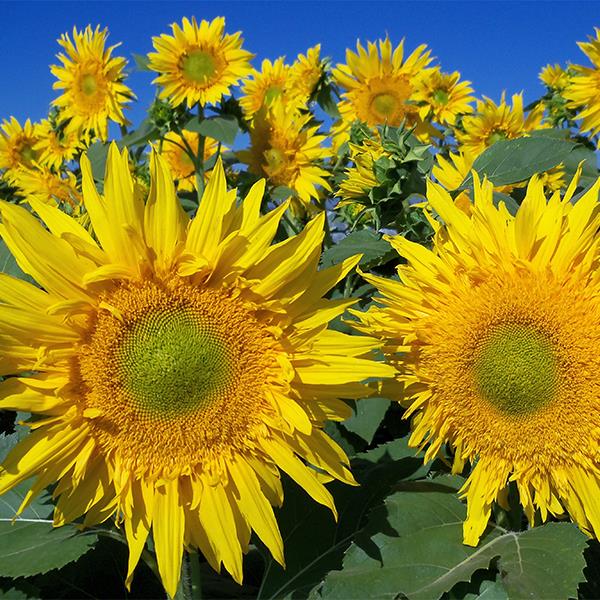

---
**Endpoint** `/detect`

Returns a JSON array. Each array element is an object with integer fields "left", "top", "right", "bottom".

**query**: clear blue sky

[{"left": 2, "top": 1, "right": 599, "bottom": 130}]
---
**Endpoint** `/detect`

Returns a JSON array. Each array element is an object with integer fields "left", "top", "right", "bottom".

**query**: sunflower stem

[
  {"left": 174, "top": 552, "right": 193, "bottom": 600},
  {"left": 189, "top": 552, "right": 203, "bottom": 599}
]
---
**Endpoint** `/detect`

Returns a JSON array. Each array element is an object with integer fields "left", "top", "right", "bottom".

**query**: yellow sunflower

[
  {"left": 564, "top": 28, "right": 600, "bottom": 140},
  {"left": 337, "top": 139, "right": 389, "bottom": 203},
  {"left": 331, "top": 38, "right": 433, "bottom": 148},
  {"left": 539, "top": 63, "right": 570, "bottom": 91},
  {"left": 10, "top": 166, "right": 82, "bottom": 209},
  {"left": 160, "top": 131, "right": 223, "bottom": 192},
  {"left": 240, "top": 57, "right": 305, "bottom": 119},
  {"left": 238, "top": 103, "right": 331, "bottom": 205},
  {"left": 413, "top": 68, "right": 475, "bottom": 126},
  {"left": 148, "top": 16, "right": 253, "bottom": 109},
  {"left": 288, "top": 45, "right": 324, "bottom": 105},
  {"left": 35, "top": 118, "right": 88, "bottom": 170},
  {"left": 0, "top": 117, "right": 41, "bottom": 175},
  {"left": 457, "top": 93, "right": 546, "bottom": 157},
  {"left": 353, "top": 172, "right": 600, "bottom": 546},
  {"left": 0, "top": 145, "right": 393, "bottom": 597},
  {"left": 51, "top": 25, "right": 134, "bottom": 141}
]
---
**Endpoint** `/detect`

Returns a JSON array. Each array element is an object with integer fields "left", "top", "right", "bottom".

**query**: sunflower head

[
  {"left": 353, "top": 171, "right": 600, "bottom": 547},
  {"left": 539, "top": 63, "right": 570, "bottom": 91},
  {"left": 0, "top": 117, "right": 41, "bottom": 175},
  {"left": 35, "top": 117, "right": 88, "bottom": 170},
  {"left": 9, "top": 165, "right": 82, "bottom": 209},
  {"left": 288, "top": 44, "right": 325, "bottom": 105},
  {"left": 0, "top": 144, "right": 393, "bottom": 597},
  {"left": 51, "top": 25, "right": 134, "bottom": 141},
  {"left": 457, "top": 93, "right": 546, "bottom": 156},
  {"left": 148, "top": 16, "right": 254, "bottom": 108},
  {"left": 238, "top": 102, "right": 331, "bottom": 204}
]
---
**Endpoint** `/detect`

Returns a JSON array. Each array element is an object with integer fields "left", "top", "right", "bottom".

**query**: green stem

[
  {"left": 195, "top": 104, "right": 206, "bottom": 203},
  {"left": 189, "top": 552, "right": 203, "bottom": 599},
  {"left": 174, "top": 552, "right": 192, "bottom": 600}
]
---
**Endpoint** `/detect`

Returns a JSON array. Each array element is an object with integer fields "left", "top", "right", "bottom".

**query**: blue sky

[{"left": 2, "top": 1, "right": 599, "bottom": 130}]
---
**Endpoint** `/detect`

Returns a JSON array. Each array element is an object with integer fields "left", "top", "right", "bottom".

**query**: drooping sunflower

[
  {"left": 457, "top": 93, "right": 546, "bottom": 157},
  {"left": 10, "top": 166, "right": 82, "bottom": 209},
  {"left": 331, "top": 38, "right": 433, "bottom": 148},
  {"left": 353, "top": 172, "right": 600, "bottom": 546},
  {"left": 0, "top": 145, "right": 393, "bottom": 597},
  {"left": 148, "top": 16, "right": 253, "bottom": 109},
  {"left": 35, "top": 118, "right": 88, "bottom": 170},
  {"left": 238, "top": 103, "right": 331, "bottom": 205},
  {"left": 239, "top": 57, "right": 302, "bottom": 119},
  {"left": 160, "top": 131, "right": 223, "bottom": 192},
  {"left": 564, "top": 28, "right": 600, "bottom": 140},
  {"left": 0, "top": 117, "right": 41, "bottom": 175},
  {"left": 413, "top": 68, "right": 475, "bottom": 127},
  {"left": 51, "top": 26, "right": 134, "bottom": 141}
]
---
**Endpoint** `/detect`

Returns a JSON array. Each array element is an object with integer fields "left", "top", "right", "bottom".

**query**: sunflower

[
  {"left": 288, "top": 45, "right": 324, "bottom": 105},
  {"left": 148, "top": 16, "right": 253, "bottom": 109},
  {"left": 413, "top": 68, "right": 475, "bottom": 126},
  {"left": 0, "top": 117, "right": 41, "bottom": 176},
  {"left": 564, "top": 28, "right": 600, "bottom": 140},
  {"left": 35, "top": 118, "right": 88, "bottom": 170},
  {"left": 0, "top": 145, "right": 393, "bottom": 596},
  {"left": 239, "top": 57, "right": 305, "bottom": 119},
  {"left": 337, "top": 139, "right": 389, "bottom": 203},
  {"left": 457, "top": 93, "right": 546, "bottom": 157},
  {"left": 51, "top": 26, "right": 134, "bottom": 141},
  {"left": 160, "top": 131, "right": 223, "bottom": 192},
  {"left": 10, "top": 166, "right": 82, "bottom": 209},
  {"left": 539, "top": 63, "right": 570, "bottom": 91},
  {"left": 353, "top": 172, "right": 600, "bottom": 546},
  {"left": 331, "top": 38, "right": 433, "bottom": 148},
  {"left": 238, "top": 103, "right": 331, "bottom": 205}
]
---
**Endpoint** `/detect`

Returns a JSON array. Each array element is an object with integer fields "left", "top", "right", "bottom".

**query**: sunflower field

[{"left": 1, "top": 14, "right": 600, "bottom": 600}]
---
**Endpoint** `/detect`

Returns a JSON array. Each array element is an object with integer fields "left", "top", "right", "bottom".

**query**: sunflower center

[
  {"left": 116, "top": 309, "right": 233, "bottom": 417},
  {"left": 432, "top": 89, "right": 450, "bottom": 105},
  {"left": 371, "top": 92, "right": 398, "bottom": 118},
  {"left": 264, "top": 147, "right": 286, "bottom": 171},
  {"left": 473, "top": 323, "right": 558, "bottom": 416},
  {"left": 81, "top": 74, "right": 98, "bottom": 96},
  {"left": 19, "top": 144, "right": 37, "bottom": 166},
  {"left": 182, "top": 50, "right": 217, "bottom": 83},
  {"left": 264, "top": 86, "right": 283, "bottom": 105}
]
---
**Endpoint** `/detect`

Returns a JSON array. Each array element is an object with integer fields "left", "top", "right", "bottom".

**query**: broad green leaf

[
  {"left": 320, "top": 230, "right": 395, "bottom": 269},
  {"left": 492, "top": 192, "right": 520, "bottom": 216},
  {"left": 460, "top": 137, "right": 578, "bottom": 188},
  {"left": 117, "top": 118, "right": 159, "bottom": 149},
  {"left": 0, "top": 587, "right": 38, "bottom": 599},
  {"left": 316, "top": 86, "right": 340, "bottom": 119},
  {"left": 0, "top": 481, "right": 97, "bottom": 577},
  {"left": 342, "top": 398, "right": 390, "bottom": 444},
  {"left": 86, "top": 141, "right": 109, "bottom": 181},
  {"left": 257, "top": 438, "right": 426, "bottom": 599},
  {"left": 185, "top": 116, "right": 239, "bottom": 146},
  {"left": 561, "top": 143, "right": 599, "bottom": 189},
  {"left": 0, "top": 240, "right": 33, "bottom": 283},
  {"left": 321, "top": 480, "right": 587, "bottom": 600}
]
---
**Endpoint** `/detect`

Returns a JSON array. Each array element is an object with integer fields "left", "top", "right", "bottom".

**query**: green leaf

[
  {"left": 0, "top": 240, "right": 33, "bottom": 283},
  {"left": 132, "top": 53, "right": 151, "bottom": 72},
  {"left": 86, "top": 141, "right": 109, "bottom": 181},
  {"left": 561, "top": 143, "right": 599, "bottom": 189},
  {"left": 492, "top": 192, "right": 520, "bottom": 217},
  {"left": 321, "top": 480, "right": 587, "bottom": 600},
  {"left": 342, "top": 398, "right": 390, "bottom": 444},
  {"left": 117, "top": 118, "right": 159, "bottom": 149},
  {"left": 257, "top": 438, "right": 425, "bottom": 599},
  {"left": 320, "top": 230, "right": 395, "bottom": 270},
  {"left": 460, "top": 137, "right": 578, "bottom": 188},
  {"left": 316, "top": 86, "right": 341, "bottom": 119},
  {"left": 0, "top": 482, "right": 97, "bottom": 577},
  {"left": 185, "top": 116, "right": 239, "bottom": 146}
]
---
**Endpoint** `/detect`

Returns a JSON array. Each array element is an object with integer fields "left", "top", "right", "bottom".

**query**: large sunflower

[
  {"left": 51, "top": 26, "right": 134, "bottom": 141},
  {"left": 457, "top": 93, "right": 545, "bottom": 157},
  {"left": 238, "top": 103, "right": 331, "bottom": 205},
  {"left": 564, "top": 28, "right": 600, "bottom": 141},
  {"left": 0, "top": 117, "right": 41, "bottom": 175},
  {"left": 353, "top": 173, "right": 600, "bottom": 546},
  {"left": 331, "top": 38, "right": 433, "bottom": 148},
  {"left": 148, "top": 16, "right": 253, "bottom": 109},
  {"left": 0, "top": 145, "right": 393, "bottom": 596}
]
